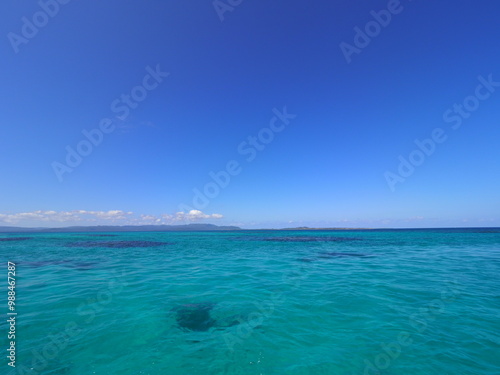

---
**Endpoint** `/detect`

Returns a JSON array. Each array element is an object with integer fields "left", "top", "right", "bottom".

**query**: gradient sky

[{"left": 1, "top": 0, "right": 499, "bottom": 228}]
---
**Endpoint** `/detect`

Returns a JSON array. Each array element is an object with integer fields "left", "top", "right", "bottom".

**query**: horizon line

[{"left": 1, "top": 224, "right": 499, "bottom": 233}]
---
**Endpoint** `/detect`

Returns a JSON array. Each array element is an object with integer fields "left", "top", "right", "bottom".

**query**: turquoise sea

[{"left": 1, "top": 229, "right": 499, "bottom": 375}]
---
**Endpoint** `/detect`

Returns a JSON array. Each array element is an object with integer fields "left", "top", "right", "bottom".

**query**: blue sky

[{"left": 1, "top": 0, "right": 499, "bottom": 228}]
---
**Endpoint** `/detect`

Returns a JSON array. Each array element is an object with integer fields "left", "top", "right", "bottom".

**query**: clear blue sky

[{"left": 1, "top": 0, "right": 499, "bottom": 228}]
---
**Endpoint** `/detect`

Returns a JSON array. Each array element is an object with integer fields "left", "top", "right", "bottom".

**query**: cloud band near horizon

[{"left": 0, "top": 209, "right": 223, "bottom": 226}]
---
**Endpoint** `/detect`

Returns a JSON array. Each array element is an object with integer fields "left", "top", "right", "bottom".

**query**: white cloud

[
  {"left": 173, "top": 210, "right": 223, "bottom": 221},
  {"left": 0, "top": 209, "right": 223, "bottom": 226},
  {"left": 0, "top": 210, "right": 132, "bottom": 225},
  {"left": 126, "top": 210, "right": 224, "bottom": 225}
]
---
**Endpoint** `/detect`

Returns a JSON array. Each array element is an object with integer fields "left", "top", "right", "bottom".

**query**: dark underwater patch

[
  {"left": 262, "top": 236, "right": 361, "bottom": 242},
  {"left": 173, "top": 302, "right": 217, "bottom": 332},
  {"left": 66, "top": 240, "right": 172, "bottom": 248},
  {"left": 172, "top": 302, "right": 241, "bottom": 332},
  {"left": 230, "top": 236, "right": 362, "bottom": 242},
  {"left": 297, "top": 252, "right": 372, "bottom": 262},
  {"left": 472, "top": 229, "right": 500, "bottom": 233},
  {"left": 70, "top": 234, "right": 118, "bottom": 237},
  {"left": 0, "top": 237, "right": 32, "bottom": 242}
]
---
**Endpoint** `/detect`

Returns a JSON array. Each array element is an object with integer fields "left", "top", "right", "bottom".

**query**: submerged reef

[{"left": 66, "top": 240, "right": 172, "bottom": 248}]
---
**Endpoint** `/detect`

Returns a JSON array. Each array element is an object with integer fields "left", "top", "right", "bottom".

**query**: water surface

[{"left": 1, "top": 229, "right": 499, "bottom": 374}]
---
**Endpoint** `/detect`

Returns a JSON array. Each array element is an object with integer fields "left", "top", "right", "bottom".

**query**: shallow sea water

[{"left": 1, "top": 229, "right": 499, "bottom": 374}]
